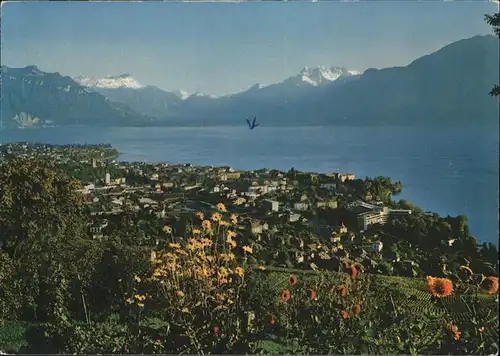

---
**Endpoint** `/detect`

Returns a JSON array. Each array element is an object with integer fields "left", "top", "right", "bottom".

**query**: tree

[
  {"left": 0, "top": 157, "right": 86, "bottom": 260},
  {"left": 485, "top": 12, "right": 500, "bottom": 97}
]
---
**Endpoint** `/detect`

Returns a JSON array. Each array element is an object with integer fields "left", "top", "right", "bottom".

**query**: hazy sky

[{"left": 1, "top": 1, "right": 498, "bottom": 95}]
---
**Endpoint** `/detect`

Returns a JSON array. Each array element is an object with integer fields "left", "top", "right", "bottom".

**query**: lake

[{"left": 2, "top": 125, "right": 498, "bottom": 244}]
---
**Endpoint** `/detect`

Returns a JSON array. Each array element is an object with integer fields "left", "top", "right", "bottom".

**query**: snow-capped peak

[
  {"left": 187, "top": 91, "right": 219, "bottom": 99},
  {"left": 22, "top": 65, "right": 45, "bottom": 76},
  {"left": 74, "top": 73, "right": 145, "bottom": 89},
  {"left": 296, "top": 66, "right": 355, "bottom": 86},
  {"left": 248, "top": 83, "right": 265, "bottom": 91},
  {"left": 172, "top": 89, "right": 191, "bottom": 100}
]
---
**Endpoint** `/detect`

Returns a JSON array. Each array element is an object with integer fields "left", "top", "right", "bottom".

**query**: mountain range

[{"left": 1, "top": 35, "right": 498, "bottom": 128}]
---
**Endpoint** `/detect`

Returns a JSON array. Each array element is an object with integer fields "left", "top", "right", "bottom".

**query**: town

[
  {"left": 1, "top": 142, "right": 498, "bottom": 355},
  {"left": 1, "top": 142, "right": 495, "bottom": 278}
]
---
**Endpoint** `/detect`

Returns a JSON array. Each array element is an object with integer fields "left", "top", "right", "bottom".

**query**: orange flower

[
  {"left": 483, "top": 276, "right": 499, "bottom": 295},
  {"left": 340, "top": 286, "right": 348, "bottom": 297},
  {"left": 342, "top": 311, "right": 349, "bottom": 319},
  {"left": 448, "top": 322, "right": 461, "bottom": 341},
  {"left": 350, "top": 264, "right": 358, "bottom": 279},
  {"left": 426, "top": 276, "right": 453, "bottom": 297},
  {"left": 307, "top": 288, "right": 317, "bottom": 301},
  {"left": 280, "top": 289, "right": 291, "bottom": 303},
  {"left": 288, "top": 274, "right": 297, "bottom": 286},
  {"left": 242, "top": 245, "right": 253, "bottom": 254},
  {"left": 352, "top": 304, "right": 362, "bottom": 315},
  {"left": 269, "top": 313, "right": 276, "bottom": 325},
  {"left": 479, "top": 326, "right": 485, "bottom": 333}
]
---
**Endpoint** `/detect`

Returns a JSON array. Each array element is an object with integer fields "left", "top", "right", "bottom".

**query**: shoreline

[{"left": 1, "top": 141, "right": 496, "bottom": 246}]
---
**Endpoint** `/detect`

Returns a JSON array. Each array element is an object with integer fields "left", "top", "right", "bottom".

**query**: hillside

[
  {"left": 282, "top": 35, "right": 499, "bottom": 126},
  {"left": 0, "top": 66, "right": 153, "bottom": 128},
  {"left": 0, "top": 147, "right": 498, "bottom": 354},
  {"left": 1, "top": 35, "right": 498, "bottom": 128},
  {"left": 167, "top": 35, "right": 499, "bottom": 126},
  {"left": 74, "top": 74, "right": 184, "bottom": 118}
]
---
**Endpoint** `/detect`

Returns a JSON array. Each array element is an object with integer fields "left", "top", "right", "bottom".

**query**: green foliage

[
  {"left": 485, "top": 13, "right": 500, "bottom": 97},
  {"left": 0, "top": 253, "right": 21, "bottom": 320},
  {"left": 245, "top": 268, "right": 499, "bottom": 355},
  {"left": 0, "top": 153, "right": 498, "bottom": 354},
  {"left": 0, "top": 157, "right": 86, "bottom": 260},
  {"left": 0, "top": 320, "right": 32, "bottom": 353}
]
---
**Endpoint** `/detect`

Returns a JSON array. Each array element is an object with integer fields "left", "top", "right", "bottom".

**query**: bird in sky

[{"left": 246, "top": 117, "right": 259, "bottom": 130}]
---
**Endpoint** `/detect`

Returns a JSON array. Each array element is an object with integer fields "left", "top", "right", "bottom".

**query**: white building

[
  {"left": 105, "top": 173, "right": 111, "bottom": 185},
  {"left": 320, "top": 183, "right": 337, "bottom": 190},
  {"left": 293, "top": 202, "right": 309, "bottom": 211},
  {"left": 266, "top": 200, "right": 279, "bottom": 212}
]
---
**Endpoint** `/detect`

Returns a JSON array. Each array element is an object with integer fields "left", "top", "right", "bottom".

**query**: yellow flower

[
  {"left": 216, "top": 202, "right": 227, "bottom": 212},
  {"left": 162, "top": 225, "right": 172, "bottom": 233},
  {"left": 258, "top": 265, "right": 266, "bottom": 270},
  {"left": 126, "top": 297, "right": 134, "bottom": 304},
  {"left": 234, "top": 197, "right": 246, "bottom": 206},
  {"left": 199, "top": 266, "right": 212, "bottom": 278},
  {"left": 134, "top": 294, "right": 146, "bottom": 301},
  {"left": 192, "top": 228, "right": 201, "bottom": 235},
  {"left": 227, "top": 230, "right": 237, "bottom": 239},
  {"left": 168, "top": 242, "right": 181, "bottom": 249},
  {"left": 202, "top": 220, "right": 212, "bottom": 230},
  {"left": 219, "top": 267, "right": 229, "bottom": 277},
  {"left": 218, "top": 276, "right": 229, "bottom": 285},
  {"left": 219, "top": 220, "right": 229, "bottom": 226},
  {"left": 234, "top": 267, "right": 245, "bottom": 277},
  {"left": 226, "top": 238, "right": 237, "bottom": 248},
  {"left": 219, "top": 252, "right": 236, "bottom": 262},
  {"left": 195, "top": 211, "right": 204, "bottom": 220},
  {"left": 200, "top": 238, "right": 213, "bottom": 247},
  {"left": 230, "top": 214, "right": 238, "bottom": 224},
  {"left": 134, "top": 275, "right": 141, "bottom": 283},
  {"left": 212, "top": 212, "right": 222, "bottom": 222},
  {"left": 243, "top": 245, "right": 253, "bottom": 254},
  {"left": 137, "top": 302, "right": 145, "bottom": 308}
]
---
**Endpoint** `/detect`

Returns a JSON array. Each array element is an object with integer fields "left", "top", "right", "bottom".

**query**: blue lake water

[{"left": 2, "top": 125, "right": 498, "bottom": 245}]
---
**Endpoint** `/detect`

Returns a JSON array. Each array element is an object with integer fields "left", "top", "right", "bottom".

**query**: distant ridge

[{"left": 1, "top": 35, "right": 498, "bottom": 127}]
